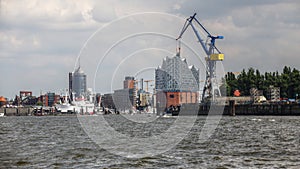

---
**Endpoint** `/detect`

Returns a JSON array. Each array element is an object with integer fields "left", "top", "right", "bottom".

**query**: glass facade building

[
  {"left": 69, "top": 66, "right": 87, "bottom": 98},
  {"left": 155, "top": 54, "right": 199, "bottom": 92},
  {"left": 155, "top": 53, "right": 200, "bottom": 109}
]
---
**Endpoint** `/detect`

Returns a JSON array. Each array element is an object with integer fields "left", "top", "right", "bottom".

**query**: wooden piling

[{"left": 229, "top": 100, "right": 236, "bottom": 116}]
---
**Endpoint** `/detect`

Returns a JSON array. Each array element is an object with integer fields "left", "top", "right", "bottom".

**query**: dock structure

[
  {"left": 224, "top": 103, "right": 300, "bottom": 116},
  {"left": 0, "top": 107, "right": 59, "bottom": 116},
  {"left": 196, "top": 102, "right": 300, "bottom": 116},
  {"left": 1, "top": 102, "right": 300, "bottom": 116},
  {"left": 228, "top": 100, "right": 236, "bottom": 116},
  {"left": 155, "top": 52, "right": 200, "bottom": 115},
  {"left": 0, "top": 107, "right": 34, "bottom": 116}
]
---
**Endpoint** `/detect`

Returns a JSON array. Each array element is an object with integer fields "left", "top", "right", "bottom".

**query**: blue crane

[{"left": 176, "top": 13, "right": 224, "bottom": 102}]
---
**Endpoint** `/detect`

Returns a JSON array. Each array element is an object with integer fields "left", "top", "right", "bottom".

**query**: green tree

[
  {"left": 237, "top": 69, "right": 248, "bottom": 95},
  {"left": 224, "top": 66, "right": 300, "bottom": 99},
  {"left": 280, "top": 66, "right": 291, "bottom": 98},
  {"left": 36, "top": 101, "right": 43, "bottom": 106},
  {"left": 225, "top": 72, "right": 238, "bottom": 96}
]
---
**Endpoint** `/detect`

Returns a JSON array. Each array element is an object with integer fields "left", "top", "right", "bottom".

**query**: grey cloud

[
  {"left": 91, "top": 2, "right": 117, "bottom": 22},
  {"left": 0, "top": 0, "right": 300, "bottom": 98},
  {"left": 171, "top": 0, "right": 286, "bottom": 19}
]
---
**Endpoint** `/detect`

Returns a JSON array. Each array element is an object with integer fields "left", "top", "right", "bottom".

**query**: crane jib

[{"left": 176, "top": 13, "right": 225, "bottom": 102}]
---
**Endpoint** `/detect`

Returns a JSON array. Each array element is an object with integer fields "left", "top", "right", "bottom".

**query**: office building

[{"left": 69, "top": 66, "right": 87, "bottom": 98}]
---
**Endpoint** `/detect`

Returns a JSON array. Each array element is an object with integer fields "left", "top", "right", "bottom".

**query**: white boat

[
  {"left": 72, "top": 100, "right": 95, "bottom": 115},
  {"left": 56, "top": 100, "right": 95, "bottom": 114},
  {"left": 56, "top": 89, "right": 100, "bottom": 115},
  {"left": 55, "top": 89, "right": 76, "bottom": 113},
  {"left": 56, "top": 103, "right": 75, "bottom": 113}
]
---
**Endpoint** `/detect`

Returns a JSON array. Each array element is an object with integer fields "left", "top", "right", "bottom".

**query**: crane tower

[{"left": 176, "top": 13, "right": 224, "bottom": 102}]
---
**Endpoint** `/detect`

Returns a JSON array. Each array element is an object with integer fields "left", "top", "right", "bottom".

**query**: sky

[{"left": 0, "top": 0, "right": 299, "bottom": 98}]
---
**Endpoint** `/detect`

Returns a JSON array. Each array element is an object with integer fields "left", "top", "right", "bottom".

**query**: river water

[{"left": 0, "top": 115, "right": 299, "bottom": 168}]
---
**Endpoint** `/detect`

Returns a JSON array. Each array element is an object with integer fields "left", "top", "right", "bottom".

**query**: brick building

[{"left": 155, "top": 53, "right": 199, "bottom": 110}]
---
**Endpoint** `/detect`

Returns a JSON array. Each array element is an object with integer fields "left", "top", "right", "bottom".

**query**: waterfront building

[
  {"left": 20, "top": 91, "right": 32, "bottom": 100},
  {"left": 113, "top": 76, "right": 136, "bottom": 111},
  {"left": 22, "top": 96, "right": 38, "bottom": 106},
  {"left": 69, "top": 66, "right": 87, "bottom": 98},
  {"left": 155, "top": 53, "right": 200, "bottom": 109},
  {"left": 123, "top": 76, "right": 135, "bottom": 89},
  {"left": 136, "top": 90, "right": 152, "bottom": 110},
  {"left": 38, "top": 93, "right": 60, "bottom": 107},
  {"left": 19, "top": 91, "right": 37, "bottom": 106},
  {"left": 68, "top": 72, "right": 73, "bottom": 96},
  {"left": 250, "top": 88, "right": 266, "bottom": 103},
  {"left": 114, "top": 88, "right": 135, "bottom": 111},
  {"left": 101, "top": 93, "right": 115, "bottom": 109},
  {"left": 267, "top": 85, "right": 280, "bottom": 102}
]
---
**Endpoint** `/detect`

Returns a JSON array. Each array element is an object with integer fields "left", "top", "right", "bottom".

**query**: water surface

[{"left": 0, "top": 115, "right": 299, "bottom": 168}]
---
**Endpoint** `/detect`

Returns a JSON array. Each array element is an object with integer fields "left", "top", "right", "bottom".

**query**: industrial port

[{"left": 1, "top": 13, "right": 300, "bottom": 117}]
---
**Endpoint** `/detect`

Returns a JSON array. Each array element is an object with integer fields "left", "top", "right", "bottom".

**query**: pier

[
  {"left": 0, "top": 107, "right": 34, "bottom": 116},
  {"left": 196, "top": 102, "right": 300, "bottom": 116},
  {"left": 0, "top": 107, "right": 69, "bottom": 116},
  {"left": 223, "top": 103, "right": 300, "bottom": 116},
  {"left": 1, "top": 102, "right": 300, "bottom": 116}
]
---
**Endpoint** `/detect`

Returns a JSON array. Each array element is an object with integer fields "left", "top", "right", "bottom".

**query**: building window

[{"left": 170, "top": 94, "right": 174, "bottom": 98}]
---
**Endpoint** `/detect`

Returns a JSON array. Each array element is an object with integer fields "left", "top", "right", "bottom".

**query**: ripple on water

[{"left": 0, "top": 116, "right": 299, "bottom": 168}]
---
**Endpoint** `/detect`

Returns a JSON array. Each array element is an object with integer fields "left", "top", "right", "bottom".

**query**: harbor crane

[
  {"left": 176, "top": 13, "right": 224, "bottom": 102},
  {"left": 135, "top": 79, "right": 154, "bottom": 93},
  {"left": 144, "top": 80, "right": 154, "bottom": 92}
]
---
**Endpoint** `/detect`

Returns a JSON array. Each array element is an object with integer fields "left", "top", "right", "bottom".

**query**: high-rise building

[
  {"left": 123, "top": 76, "right": 135, "bottom": 89},
  {"left": 155, "top": 54, "right": 199, "bottom": 92},
  {"left": 69, "top": 66, "right": 87, "bottom": 98},
  {"left": 155, "top": 53, "right": 200, "bottom": 109},
  {"left": 68, "top": 72, "right": 73, "bottom": 94}
]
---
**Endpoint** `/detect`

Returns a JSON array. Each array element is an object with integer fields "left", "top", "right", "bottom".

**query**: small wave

[{"left": 251, "top": 118, "right": 262, "bottom": 121}]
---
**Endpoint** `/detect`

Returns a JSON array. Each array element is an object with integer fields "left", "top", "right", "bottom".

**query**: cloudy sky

[{"left": 0, "top": 0, "right": 299, "bottom": 98}]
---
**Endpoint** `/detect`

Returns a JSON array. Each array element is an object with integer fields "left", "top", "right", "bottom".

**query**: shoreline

[{"left": 1, "top": 102, "right": 300, "bottom": 116}]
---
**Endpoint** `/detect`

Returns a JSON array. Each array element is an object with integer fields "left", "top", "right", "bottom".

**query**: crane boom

[{"left": 176, "top": 13, "right": 224, "bottom": 102}]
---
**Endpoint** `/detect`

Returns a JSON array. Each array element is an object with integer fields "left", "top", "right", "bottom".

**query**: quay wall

[
  {"left": 224, "top": 103, "right": 300, "bottom": 116},
  {"left": 0, "top": 107, "right": 34, "bottom": 116},
  {"left": 166, "top": 103, "right": 300, "bottom": 116},
  {"left": 197, "top": 103, "right": 300, "bottom": 116},
  {"left": 1, "top": 103, "right": 300, "bottom": 116}
]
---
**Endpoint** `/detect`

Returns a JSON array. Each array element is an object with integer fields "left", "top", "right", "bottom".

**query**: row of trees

[{"left": 222, "top": 66, "right": 300, "bottom": 99}]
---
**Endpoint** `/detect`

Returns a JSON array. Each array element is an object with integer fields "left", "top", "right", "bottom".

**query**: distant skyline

[{"left": 0, "top": 0, "right": 299, "bottom": 98}]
